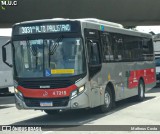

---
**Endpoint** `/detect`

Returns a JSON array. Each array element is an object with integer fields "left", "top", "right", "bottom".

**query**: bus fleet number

[{"left": 52, "top": 91, "right": 67, "bottom": 96}]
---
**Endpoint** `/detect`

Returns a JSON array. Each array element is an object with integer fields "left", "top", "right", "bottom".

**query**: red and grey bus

[{"left": 2, "top": 18, "right": 156, "bottom": 114}]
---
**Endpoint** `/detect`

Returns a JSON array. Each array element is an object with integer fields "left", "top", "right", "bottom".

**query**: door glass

[{"left": 89, "top": 41, "right": 101, "bottom": 65}]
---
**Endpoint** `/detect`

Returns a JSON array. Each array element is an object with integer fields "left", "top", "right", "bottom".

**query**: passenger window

[
  {"left": 112, "top": 34, "right": 124, "bottom": 61},
  {"left": 123, "top": 36, "right": 143, "bottom": 61},
  {"left": 101, "top": 33, "right": 114, "bottom": 62},
  {"left": 142, "top": 39, "right": 154, "bottom": 60}
]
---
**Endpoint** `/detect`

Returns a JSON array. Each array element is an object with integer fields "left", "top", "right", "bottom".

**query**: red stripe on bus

[
  {"left": 17, "top": 85, "right": 77, "bottom": 98},
  {"left": 128, "top": 68, "right": 156, "bottom": 89}
]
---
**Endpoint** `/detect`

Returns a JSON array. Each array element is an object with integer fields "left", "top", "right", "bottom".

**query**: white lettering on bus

[{"left": 20, "top": 24, "right": 71, "bottom": 34}]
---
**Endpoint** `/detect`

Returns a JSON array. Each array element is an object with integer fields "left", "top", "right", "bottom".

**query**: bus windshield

[{"left": 13, "top": 38, "right": 86, "bottom": 78}]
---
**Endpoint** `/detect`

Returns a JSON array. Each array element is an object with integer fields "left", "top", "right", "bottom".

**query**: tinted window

[
  {"left": 111, "top": 34, "right": 124, "bottom": 61},
  {"left": 155, "top": 58, "right": 160, "bottom": 66},
  {"left": 142, "top": 38, "right": 154, "bottom": 60},
  {"left": 123, "top": 36, "right": 143, "bottom": 61},
  {"left": 101, "top": 33, "right": 114, "bottom": 62}
]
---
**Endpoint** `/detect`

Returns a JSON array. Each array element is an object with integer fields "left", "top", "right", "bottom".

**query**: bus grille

[
  {"left": 19, "top": 80, "right": 74, "bottom": 89},
  {"left": 24, "top": 97, "right": 69, "bottom": 107}
]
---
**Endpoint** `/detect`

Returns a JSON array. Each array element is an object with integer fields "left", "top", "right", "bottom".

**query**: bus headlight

[
  {"left": 15, "top": 88, "right": 23, "bottom": 100},
  {"left": 78, "top": 86, "right": 85, "bottom": 93},
  {"left": 70, "top": 86, "right": 85, "bottom": 99}
]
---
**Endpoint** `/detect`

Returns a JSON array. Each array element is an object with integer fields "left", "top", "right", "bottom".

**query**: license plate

[{"left": 40, "top": 101, "right": 53, "bottom": 107}]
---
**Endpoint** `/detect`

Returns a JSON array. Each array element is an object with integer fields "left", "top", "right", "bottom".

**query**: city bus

[
  {"left": 153, "top": 34, "right": 160, "bottom": 83},
  {"left": 2, "top": 18, "right": 156, "bottom": 114}
]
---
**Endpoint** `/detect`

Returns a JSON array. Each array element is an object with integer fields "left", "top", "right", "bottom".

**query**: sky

[
  {"left": 0, "top": 26, "right": 160, "bottom": 36},
  {"left": 136, "top": 26, "right": 160, "bottom": 34},
  {"left": 0, "top": 28, "right": 12, "bottom": 36}
]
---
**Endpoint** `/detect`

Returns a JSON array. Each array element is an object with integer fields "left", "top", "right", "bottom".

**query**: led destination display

[
  {"left": 19, "top": 24, "right": 71, "bottom": 34},
  {"left": 13, "top": 21, "right": 81, "bottom": 35}
]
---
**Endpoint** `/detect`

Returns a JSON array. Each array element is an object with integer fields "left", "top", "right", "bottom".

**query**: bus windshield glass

[{"left": 13, "top": 38, "right": 86, "bottom": 78}]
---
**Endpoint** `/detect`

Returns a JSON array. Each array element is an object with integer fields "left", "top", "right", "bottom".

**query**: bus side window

[
  {"left": 88, "top": 40, "right": 101, "bottom": 65},
  {"left": 112, "top": 34, "right": 124, "bottom": 61},
  {"left": 101, "top": 33, "right": 114, "bottom": 62},
  {"left": 123, "top": 36, "right": 143, "bottom": 61},
  {"left": 142, "top": 38, "right": 154, "bottom": 60}
]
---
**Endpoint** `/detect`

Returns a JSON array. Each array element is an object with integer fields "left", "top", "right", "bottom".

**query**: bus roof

[
  {"left": 14, "top": 18, "right": 123, "bottom": 28},
  {"left": 13, "top": 18, "right": 152, "bottom": 38}
]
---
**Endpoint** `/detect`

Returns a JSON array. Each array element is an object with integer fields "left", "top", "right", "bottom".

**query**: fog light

[{"left": 72, "top": 102, "right": 79, "bottom": 108}]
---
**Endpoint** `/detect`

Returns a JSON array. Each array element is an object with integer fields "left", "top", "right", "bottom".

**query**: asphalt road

[{"left": 0, "top": 87, "right": 160, "bottom": 134}]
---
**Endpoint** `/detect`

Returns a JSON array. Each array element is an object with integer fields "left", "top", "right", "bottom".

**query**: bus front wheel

[{"left": 97, "top": 86, "right": 113, "bottom": 113}]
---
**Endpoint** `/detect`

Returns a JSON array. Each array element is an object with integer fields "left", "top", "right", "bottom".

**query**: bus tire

[
  {"left": 136, "top": 80, "right": 145, "bottom": 102},
  {"left": 97, "top": 86, "right": 113, "bottom": 113},
  {"left": 44, "top": 110, "right": 59, "bottom": 115}
]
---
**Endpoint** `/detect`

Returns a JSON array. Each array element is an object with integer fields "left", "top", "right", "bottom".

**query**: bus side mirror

[
  {"left": 2, "top": 41, "right": 13, "bottom": 68},
  {"left": 2, "top": 46, "right": 6, "bottom": 62}
]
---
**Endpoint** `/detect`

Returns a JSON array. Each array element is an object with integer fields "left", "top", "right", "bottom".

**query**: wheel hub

[
  {"left": 140, "top": 84, "right": 144, "bottom": 98},
  {"left": 104, "top": 92, "right": 111, "bottom": 107}
]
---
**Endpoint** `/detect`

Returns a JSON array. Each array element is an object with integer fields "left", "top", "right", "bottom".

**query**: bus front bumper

[{"left": 15, "top": 92, "right": 89, "bottom": 110}]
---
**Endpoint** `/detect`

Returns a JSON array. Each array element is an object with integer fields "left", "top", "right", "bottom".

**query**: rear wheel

[
  {"left": 44, "top": 110, "right": 59, "bottom": 115},
  {"left": 97, "top": 86, "right": 113, "bottom": 113},
  {"left": 136, "top": 80, "right": 145, "bottom": 101}
]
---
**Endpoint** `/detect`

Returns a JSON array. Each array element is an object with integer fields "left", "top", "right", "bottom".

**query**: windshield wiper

[
  {"left": 26, "top": 40, "right": 32, "bottom": 69},
  {"left": 49, "top": 36, "right": 64, "bottom": 67},
  {"left": 26, "top": 40, "right": 38, "bottom": 69},
  {"left": 49, "top": 36, "right": 63, "bottom": 55}
]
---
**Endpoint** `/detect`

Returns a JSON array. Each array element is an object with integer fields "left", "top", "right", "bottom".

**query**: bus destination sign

[{"left": 19, "top": 24, "right": 71, "bottom": 35}]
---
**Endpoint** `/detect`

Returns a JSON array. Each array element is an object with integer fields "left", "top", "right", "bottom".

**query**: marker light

[
  {"left": 15, "top": 88, "right": 23, "bottom": 100},
  {"left": 71, "top": 90, "right": 78, "bottom": 99},
  {"left": 100, "top": 25, "right": 105, "bottom": 31}
]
